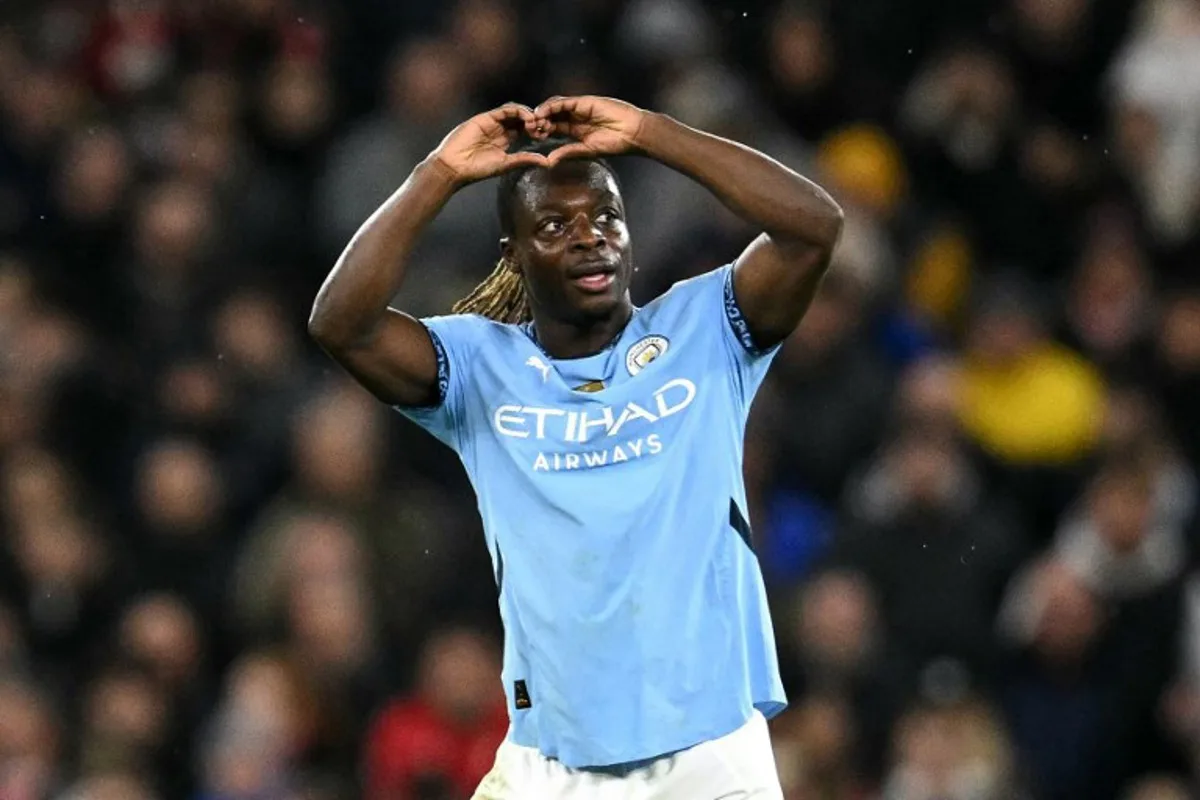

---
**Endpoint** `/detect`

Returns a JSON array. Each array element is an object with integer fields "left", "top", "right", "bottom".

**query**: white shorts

[{"left": 471, "top": 711, "right": 783, "bottom": 800}]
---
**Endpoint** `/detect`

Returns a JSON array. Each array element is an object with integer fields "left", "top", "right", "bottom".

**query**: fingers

[
  {"left": 489, "top": 102, "right": 536, "bottom": 126},
  {"left": 486, "top": 98, "right": 595, "bottom": 141},
  {"left": 532, "top": 96, "right": 586, "bottom": 142},
  {"left": 493, "top": 103, "right": 534, "bottom": 136},
  {"left": 481, "top": 97, "right": 598, "bottom": 144},
  {"left": 531, "top": 97, "right": 569, "bottom": 139},
  {"left": 486, "top": 101, "right": 558, "bottom": 140},
  {"left": 534, "top": 95, "right": 576, "bottom": 123},
  {"left": 485, "top": 103, "right": 548, "bottom": 146}
]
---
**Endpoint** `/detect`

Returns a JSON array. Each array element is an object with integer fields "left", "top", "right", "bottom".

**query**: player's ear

[{"left": 499, "top": 237, "right": 521, "bottom": 273}]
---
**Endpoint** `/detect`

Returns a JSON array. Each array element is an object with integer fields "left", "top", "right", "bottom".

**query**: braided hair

[{"left": 451, "top": 137, "right": 621, "bottom": 324}]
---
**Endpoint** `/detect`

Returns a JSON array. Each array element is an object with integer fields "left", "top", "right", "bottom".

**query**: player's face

[{"left": 506, "top": 162, "right": 633, "bottom": 323}]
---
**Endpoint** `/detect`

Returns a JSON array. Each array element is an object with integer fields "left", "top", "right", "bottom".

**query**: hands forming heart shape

[{"left": 433, "top": 96, "right": 648, "bottom": 186}]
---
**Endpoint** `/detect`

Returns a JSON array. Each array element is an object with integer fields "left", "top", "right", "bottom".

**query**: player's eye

[
  {"left": 539, "top": 219, "right": 565, "bottom": 234},
  {"left": 597, "top": 209, "right": 621, "bottom": 224}
]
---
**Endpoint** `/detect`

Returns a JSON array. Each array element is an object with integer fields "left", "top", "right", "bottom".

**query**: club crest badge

[{"left": 625, "top": 335, "right": 669, "bottom": 376}]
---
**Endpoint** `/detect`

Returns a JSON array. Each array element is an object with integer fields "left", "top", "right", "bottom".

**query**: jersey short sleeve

[
  {"left": 392, "top": 313, "right": 481, "bottom": 450},
  {"left": 718, "top": 264, "right": 783, "bottom": 402},
  {"left": 664, "top": 264, "right": 782, "bottom": 412}
]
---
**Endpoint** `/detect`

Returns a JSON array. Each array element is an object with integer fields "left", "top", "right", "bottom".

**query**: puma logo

[{"left": 525, "top": 355, "right": 551, "bottom": 382}]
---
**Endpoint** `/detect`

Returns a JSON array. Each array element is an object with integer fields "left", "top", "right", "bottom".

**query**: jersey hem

[{"left": 505, "top": 692, "right": 786, "bottom": 770}]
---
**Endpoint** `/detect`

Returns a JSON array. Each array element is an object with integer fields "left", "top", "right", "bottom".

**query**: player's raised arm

[
  {"left": 534, "top": 96, "right": 844, "bottom": 351},
  {"left": 308, "top": 103, "right": 548, "bottom": 406}
]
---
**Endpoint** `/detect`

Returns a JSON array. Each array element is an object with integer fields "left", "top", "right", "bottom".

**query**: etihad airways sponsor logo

[
  {"left": 530, "top": 434, "right": 662, "bottom": 471},
  {"left": 491, "top": 378, "right": 696, "bottom": 444}
]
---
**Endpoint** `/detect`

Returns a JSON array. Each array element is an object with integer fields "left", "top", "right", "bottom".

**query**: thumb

[
  {"left": 545, "top": 142, "right": 593, "bottom": 167},
  {"left": 504, "top": 152, "right": 551, "bottom": 170}
]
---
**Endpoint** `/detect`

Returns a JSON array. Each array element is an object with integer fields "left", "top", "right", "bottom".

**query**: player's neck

[{"left": 530, "top": 302, "right": 633, "bottom": 360}]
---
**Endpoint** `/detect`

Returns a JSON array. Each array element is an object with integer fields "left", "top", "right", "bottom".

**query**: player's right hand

[{"left": 432, "top": 103, "right": 550, "bottom": 185}]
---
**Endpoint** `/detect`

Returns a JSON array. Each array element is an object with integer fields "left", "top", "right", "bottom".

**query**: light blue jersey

[{"left": 398, "top": 264, "right": 786, "bottom": 768}]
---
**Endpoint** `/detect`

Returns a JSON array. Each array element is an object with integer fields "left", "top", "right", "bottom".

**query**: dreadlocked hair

[
  {"left": 451, "top": 256, "right": 531, "bottom": 323},
  {"left": 451, "top": 135, "right": 622, "bottom": 324}
]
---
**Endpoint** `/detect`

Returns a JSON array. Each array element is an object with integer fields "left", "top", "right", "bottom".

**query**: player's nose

[{"left": 567, "top": 215, "right": 605, "bottom": 251}]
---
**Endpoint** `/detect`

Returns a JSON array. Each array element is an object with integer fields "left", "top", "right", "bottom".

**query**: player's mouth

[
  {"left": 573, "top": 272, "right": 615, "bottom": 292},
  {"left": 568, "top": 261, "right": 618, "bottom": 293}
]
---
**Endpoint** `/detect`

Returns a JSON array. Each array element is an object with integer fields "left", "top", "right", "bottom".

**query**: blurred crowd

[{"left": 1, "top": 0, "right": 1200, "bottom": 798}]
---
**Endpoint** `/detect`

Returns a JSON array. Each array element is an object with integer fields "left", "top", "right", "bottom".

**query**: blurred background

[{"left": 1, "top": 0, "right": 1199, "bottom": 798}]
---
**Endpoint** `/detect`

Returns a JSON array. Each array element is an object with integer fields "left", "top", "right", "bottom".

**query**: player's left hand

[{"left": 531, "top": 96, "right": 648, "bottom": 165}]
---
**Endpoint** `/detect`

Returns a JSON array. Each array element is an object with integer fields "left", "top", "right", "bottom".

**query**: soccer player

[{"left": 308, "top": 96, "right": 843, "bottom": 798}]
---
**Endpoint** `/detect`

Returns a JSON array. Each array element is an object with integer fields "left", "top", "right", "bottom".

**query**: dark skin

[
  {"left": 309, "top": 96, "right": 843, "bottom": 406},
  {"left": 503, "top": 160, "right": 635, "bottom": 357}
]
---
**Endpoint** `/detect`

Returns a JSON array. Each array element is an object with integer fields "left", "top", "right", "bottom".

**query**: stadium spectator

[
  {"left": 0, "top": 0, "right": 1198, "bottom": 795},
  {"left": 363, "top": 627, "right": 507, "bottom": 800}
]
